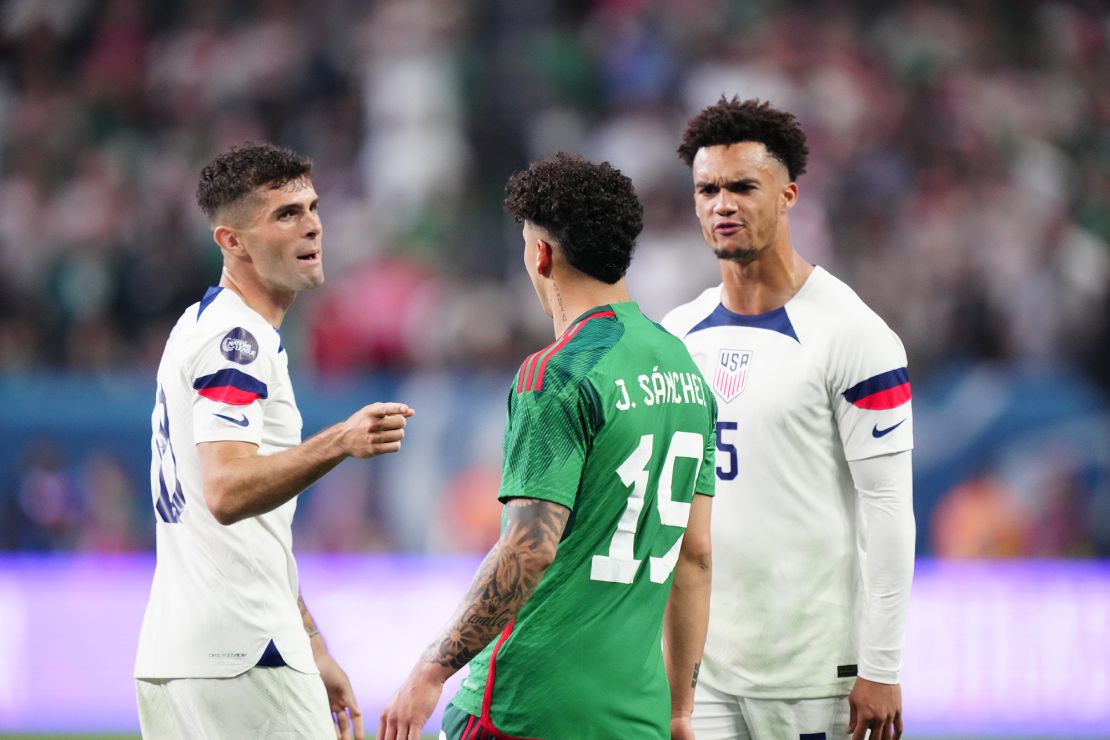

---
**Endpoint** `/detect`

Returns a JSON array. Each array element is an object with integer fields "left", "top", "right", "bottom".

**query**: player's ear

[
  {"left": 780, "top": 182, "right": 798, "bottom": 213},
  {"left": 536, "top": 239, "right": 554, "bottom": 278},
  {"left": 213, "top": 225, "right": 242, "bottom": 255}
]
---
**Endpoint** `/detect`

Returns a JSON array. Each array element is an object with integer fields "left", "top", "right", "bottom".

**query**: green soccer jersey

[{"left": 451, "top": 302, "right": 717, "bottom": 740}]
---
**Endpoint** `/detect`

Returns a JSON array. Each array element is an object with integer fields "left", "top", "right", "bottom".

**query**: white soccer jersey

[
  {"left": 662, "top": 267, "right": 913, "bottom": 699},
  {"left": 135, "top": 287, "right": 315, "bottom": 679}
]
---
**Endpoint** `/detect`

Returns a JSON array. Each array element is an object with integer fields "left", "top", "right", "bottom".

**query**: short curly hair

[
  {"left": 196, "top": 142, "right": 313, "bottom": 221},
  {"left": 504, "top": 153, "right": 643, "bottom": 285},
  {"left": 677, "top": 97, "right": 808, "bottom": 181}
]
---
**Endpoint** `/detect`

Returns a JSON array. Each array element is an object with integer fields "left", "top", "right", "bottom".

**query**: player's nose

[
  {"left": 713, "top": 195, "right": 737, "bottom": 215},
  {"left": 304, "top": 211, "right": 322, "bottom": 240}
]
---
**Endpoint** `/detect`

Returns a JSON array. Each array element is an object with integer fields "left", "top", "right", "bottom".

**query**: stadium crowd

[{"left": 1, "top": 0, "right": 1108, "bottom": 555}]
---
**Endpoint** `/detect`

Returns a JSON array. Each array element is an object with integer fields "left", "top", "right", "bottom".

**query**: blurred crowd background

[{"left": 1, "top": 0, "right": 1108, "bottom": 558}]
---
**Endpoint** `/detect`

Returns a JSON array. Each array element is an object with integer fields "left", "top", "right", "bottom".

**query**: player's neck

[
  {"left": 548, "top": 278, "right": 630, "bottom": 337},
  {"left": 718, "top": 245, "right": 813, "bottom": 315},
  {"left": 219, "top": 267, "right": 295, "bottom": 328}
]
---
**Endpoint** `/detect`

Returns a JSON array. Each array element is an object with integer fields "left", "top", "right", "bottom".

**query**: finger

[
  {"left": 336, "top": 707, "right": 351, "bottom": 740},
  {"left": 379, "top": 428, "right": 405, "bottom": 442},
  {"left": 352, "top": 705, "right": 366, "bottom": 740},
  {"left": 369, "top": 402, "right": 412, "bottom": 417},
  {"left": 377, "top": 710, "right": 390, "bottom": 740},
  {"left": 370, "top": 428, "right": 405, "bottom": 444},
  {"left": 373, "top": 414, "right": 409, "bottom": 432}
]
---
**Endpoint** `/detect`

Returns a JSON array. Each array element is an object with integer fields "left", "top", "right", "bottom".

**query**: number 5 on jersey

[{"left": 591, "top": 431, "right": 705, "bottom": 585}]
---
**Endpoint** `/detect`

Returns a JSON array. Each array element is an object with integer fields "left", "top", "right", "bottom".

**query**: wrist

[
  {"left": 308, "top": 631, "right": 328, "bottom": 659},
  {"left": 413, "top": 658, "right": 452, "bottom": 686}
]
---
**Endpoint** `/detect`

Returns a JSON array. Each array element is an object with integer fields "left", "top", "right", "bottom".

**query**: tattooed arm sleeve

[{"left": 422, "top": 497, "right": 571, "bottom": 673}]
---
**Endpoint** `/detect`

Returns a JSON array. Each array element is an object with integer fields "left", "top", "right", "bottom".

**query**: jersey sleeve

[
  {"left": 829, "top": 320, "right": 914, "bottom": 461},
  {"left": 695, "top": 391, "right": 717, "bottom": 497},
  {"left": 497, "top": 379, "right": 595, "bottom": 509},
  {"left": 186, "top": 325, "right": 274, "bottom": 447}
]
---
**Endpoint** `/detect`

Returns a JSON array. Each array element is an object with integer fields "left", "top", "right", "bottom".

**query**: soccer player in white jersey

[
  {"left": 134, "top": 143, "right": 414, "bottom": 739},
  {"left": 661, "top": 98, "right": 915, "bottom": 740}
]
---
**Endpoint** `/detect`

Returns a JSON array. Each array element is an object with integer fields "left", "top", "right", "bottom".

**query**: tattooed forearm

[
  {"left": 423, "top": 498, "right": 570, "bottom": 672},
  {"left": 298, "top": 594, "right": 320, "bottom": 639},
  {"left": 691, "top": 661, "right": 701, "bottom": 689}
]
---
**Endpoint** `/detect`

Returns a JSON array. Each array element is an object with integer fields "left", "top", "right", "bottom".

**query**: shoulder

[
  {"left": 513, "top": 309, "right": 622, "bottom": 397},
  {"left": 797, "top": 269, "right": 908, "bottom": 380},
  {"left": 799, "top": 268, "right": 901, "bottom": 345},
  {"left": 190, "top": 287, "right": 281, "bottom": 363},
  {"left": 660, "top": 285, "right": 721, "bottom": 338}
]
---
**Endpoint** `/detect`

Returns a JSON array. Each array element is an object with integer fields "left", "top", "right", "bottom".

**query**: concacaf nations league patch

[{"left": 220, "top": 327, "right": 259, "bottom": 365}]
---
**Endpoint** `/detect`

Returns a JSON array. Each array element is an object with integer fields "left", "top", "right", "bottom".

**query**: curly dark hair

[
  {"left": 504, "top": 153, "right": 643, "bottom": 284},
  {"left": 196, "top": 142, "right": 312, "bottom": 221},
  {"left": 677, "top": 97, "right": 808, "bottom": 181}
]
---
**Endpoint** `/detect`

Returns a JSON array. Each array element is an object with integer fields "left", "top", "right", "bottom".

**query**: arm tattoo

[
  {"left": 298, "top": 594, "right": 320, "bottom": 639},
  {"left": 691, "top": 660, "right": 701, "bottom": 689},
  {"left": 424, "top": 498, "right": 570, "bottom": 671}
]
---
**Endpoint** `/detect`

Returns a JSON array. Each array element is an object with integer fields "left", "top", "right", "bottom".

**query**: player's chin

[
  {"left": 712, "top": 245, "right": 761, "bottom": 264},
  {"left": 297, "top": 268, "right": 326, "bottom": 290}
]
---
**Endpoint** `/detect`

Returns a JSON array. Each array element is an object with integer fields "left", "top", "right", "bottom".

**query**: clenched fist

[{"left": 339, "top": 402, "right": 415, "bottom": 458}]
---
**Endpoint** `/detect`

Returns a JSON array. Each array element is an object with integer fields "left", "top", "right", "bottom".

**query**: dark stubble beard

[{"left": 713, "top": 246, "right": 762, "bottom": 264}]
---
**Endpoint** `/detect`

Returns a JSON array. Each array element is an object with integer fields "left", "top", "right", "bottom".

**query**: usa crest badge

[{"left": 713, "top": 349, "right": 753, "bottom": 402}]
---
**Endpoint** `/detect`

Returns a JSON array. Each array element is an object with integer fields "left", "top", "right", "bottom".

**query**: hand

[
  {"left": 670, "top": 712, "right": 696, "bottom": 740},
  {"left": 378, "top": 662, "right": 445, "bottom": 740},
  {"left": 316, "top": 650, "right": 364, "bottom": 740},
  {"left": 341, "top": 403, "right": 414, "bottom": 458},
  {"left": 848, "top": 677, "right": 902, "bottom": 740}
]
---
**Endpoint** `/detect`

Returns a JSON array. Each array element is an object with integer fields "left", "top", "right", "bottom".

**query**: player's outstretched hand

[
  {"left": 378, "top": 662, "right": 444, "bottom": 740},
  {"left": 316, "top": 651, "right": 364, "bottom": 740},
  {"left": 848, "top": 677, "right": 902, "bottom": 740},
  {"left": 341, "top": 403, "right": 415, "bottom": 458}
]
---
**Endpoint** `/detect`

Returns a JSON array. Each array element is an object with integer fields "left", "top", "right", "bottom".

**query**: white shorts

[
  {"left": 692, "top": 681, "right": 852, "bottom": 740},
  {"left": 136, "top": 666, "right": 334, "bottom": 739}
]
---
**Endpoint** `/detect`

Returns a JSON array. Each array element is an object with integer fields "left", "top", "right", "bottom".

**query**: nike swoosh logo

[
  {"left": 213, "top": 413, "right": 249, "bottom": 427},
  {"left": 872, "top": 419, "right": 905, "bottom": 438}
]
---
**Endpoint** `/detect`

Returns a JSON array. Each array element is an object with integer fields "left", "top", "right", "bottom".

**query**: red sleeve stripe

[
  {"left": 517, "top": 310, "right": 615, "bottom": 394},
  {"left": 193, "top": 369, "right": 268, "bottom": 406},
  {"left": 843, "top": 367, "right": 912, "bottom": 410},
  {"left": 849, "top": 382, "right": 911, "bottom": 410},
  {"left": 196, "top": 386, "right": 263, "bottom": 406},
  {"left": 517, "top": 349, "right": 543, "bottom": 394}
]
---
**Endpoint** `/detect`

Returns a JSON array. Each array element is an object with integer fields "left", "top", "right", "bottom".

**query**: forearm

[
  {"left": 419, "top": 498, "right": 567, "bottom": 683},
  {"left": 420, "top": 543, "right": 540, "bottom": 682},
  {"left": 850, "top": 451, "right": 915, "bottom": 683},
  {"left": 664, "top": 550, "right": 711, "bottom": 717},
  {"left": 202, "top": 423, "right": 347, "bottom": 524},
  {"left": 298, "top": 593, "right": 328, "bottom": 658},
  {"left": 664, "top": 493, "right": 712, "bottom": 716}
]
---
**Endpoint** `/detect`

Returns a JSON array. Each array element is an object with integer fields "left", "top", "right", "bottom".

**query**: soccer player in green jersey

[{"left": 378, "top": 153, "right": 717, "bottom": 740}]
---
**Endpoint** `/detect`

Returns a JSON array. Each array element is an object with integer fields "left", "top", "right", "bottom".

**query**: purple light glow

[{"left": 0, "top": 556, "right": 1108, "bottom": 735}]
